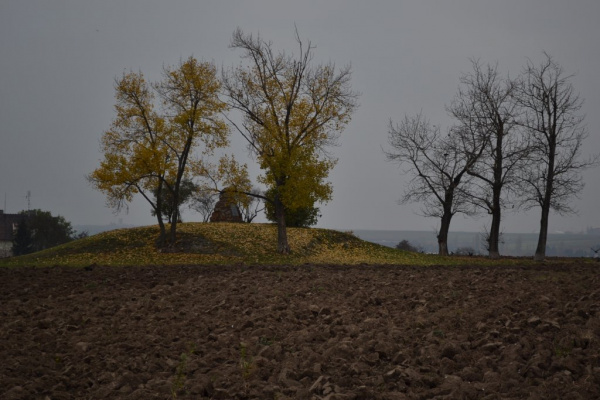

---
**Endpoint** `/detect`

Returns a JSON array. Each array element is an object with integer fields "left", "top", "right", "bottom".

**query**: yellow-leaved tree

[
  {"left": 89, "top": 57, "right": 246, "bottom": 247},
  {"left": 222, "top": 29, "right": 359, "bottom": 254}
]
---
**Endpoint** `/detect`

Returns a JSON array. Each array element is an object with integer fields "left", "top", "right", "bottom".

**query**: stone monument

[{"left": 210, "top": 190, "right": 243, "bottom": 223}]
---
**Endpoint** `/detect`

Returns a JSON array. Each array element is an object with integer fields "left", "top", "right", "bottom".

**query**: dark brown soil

[{"left": 1, "top": 263, "right": 599, "bottom": 399}]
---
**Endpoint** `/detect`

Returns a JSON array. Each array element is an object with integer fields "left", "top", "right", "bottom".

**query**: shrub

[
  {"left": 454, "top": 246, "right": 476, "bottom": 256},
  {"left": 396, "top": 239, "right": 422, "bottom": 253}
]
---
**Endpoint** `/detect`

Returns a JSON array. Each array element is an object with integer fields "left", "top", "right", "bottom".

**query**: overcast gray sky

[{"left": 1, "top": 0, "right": 599, "bottom": 234}]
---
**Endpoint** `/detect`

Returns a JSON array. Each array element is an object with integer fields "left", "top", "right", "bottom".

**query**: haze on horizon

[{"left": 1, "top": 0, "right": 599, "bottom": 235}]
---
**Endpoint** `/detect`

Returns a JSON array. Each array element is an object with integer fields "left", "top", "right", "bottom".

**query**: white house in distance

[{"left": 0, "top": 210, "right": 21, "bottom": 258}]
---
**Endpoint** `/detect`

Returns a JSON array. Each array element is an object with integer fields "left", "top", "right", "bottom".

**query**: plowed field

[{"left": 1, "top": 263, "right": 599, "bottom": 399}]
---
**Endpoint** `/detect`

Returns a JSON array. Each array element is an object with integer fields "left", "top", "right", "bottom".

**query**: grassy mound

[
  {"left": 2, "top": 222, "right": 577, "bottom": 268},
  {"left": 0, "top": 222, "right": 460, "bottom": 267}
]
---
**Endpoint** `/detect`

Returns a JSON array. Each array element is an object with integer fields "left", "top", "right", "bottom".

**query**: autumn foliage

[{"left": 88, "top": 57, "right": 248, "bottom": 247}]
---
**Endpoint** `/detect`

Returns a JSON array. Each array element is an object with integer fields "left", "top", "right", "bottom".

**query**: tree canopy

[
  {"left": 264, "top": 187, "right": 320, "bottom": 228},
  {"left": 88, "top": 57, "right": 240, "bottom": 246},
  {"left": 12, "top": 209, "right": 80, "bottom": 255},
  {"left": 151, "top": 179, "right": 197, "bottom": 224}
]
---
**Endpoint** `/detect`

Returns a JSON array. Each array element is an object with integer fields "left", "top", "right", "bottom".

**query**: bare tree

[
  {"left": 517, "top": 53, "right": 598, "bottom": 261},
  {"left": 448, "top": 60, "right": 527, "bottom": 259},
  {"left": 238, "top": 188, "right": 265, "bottom": 223},
  {"left": 189, "top": 189, "right": 218, "bottom": 222},
  {"left": 384, "top": 113, "right": 485, "bottom": 255}
]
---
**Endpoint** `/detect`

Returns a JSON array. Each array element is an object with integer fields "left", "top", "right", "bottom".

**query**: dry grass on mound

[
  {"left": 2, "top": 223, "right": 586, "bottom": 268},
  {"left": 1, "top": 223, "right": 447, "bottom": 267}
]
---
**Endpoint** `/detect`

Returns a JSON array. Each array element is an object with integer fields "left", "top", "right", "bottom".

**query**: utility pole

[{"left": 26, "top": 191, "right": 31, "bottom": 211}]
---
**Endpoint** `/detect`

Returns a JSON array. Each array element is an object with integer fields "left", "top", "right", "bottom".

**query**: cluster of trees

[
  {"left": 12, "top": 209, "right": 86, "bottom": 256},
  {"left": 385, "top": 54, "right": 597, "bottom": 260},
  {"left": 89, "top": 27, "right": 594, "bottom": 261},
  {"left": 89, "top": 28, "right": 358, "bottom": 253}
]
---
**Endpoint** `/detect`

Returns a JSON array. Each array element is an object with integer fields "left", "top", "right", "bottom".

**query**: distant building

[
  {"left": 587, "top": 227, "right": 600, "bottom": 236},
  {"left": 0, "top": 210, "right": 22, "bottom": 258}
]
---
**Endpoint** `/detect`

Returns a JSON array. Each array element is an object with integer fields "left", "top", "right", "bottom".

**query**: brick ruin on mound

[{"left": 210, "top": 191, "right": 243, "bottom": 223}]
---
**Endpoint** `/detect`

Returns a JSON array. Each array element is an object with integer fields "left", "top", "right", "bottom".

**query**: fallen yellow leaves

[{"left": 0, "top": 222, "right": 548, "bottom": 268}]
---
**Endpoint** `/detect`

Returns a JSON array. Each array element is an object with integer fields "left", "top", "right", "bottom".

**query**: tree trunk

[
  {"left": 534, "top": 135, "right": 556, "bottom": 261},
  {"left": 169, "top": 213, "right": 178, "bottom": 245},
  {"left": 168, "top": 193, "right": 180, "bottom": 245},
  {"left": 155, "top": 181, "right": 167, "bottom": 248},
  {"left": 488, "top": 204, "right": 501, "bottom": 259},
  {"left": 535, "top": 170, "right": 554, "bottom": 261},
  {"left": 168, "top": 133, "right": 193, "bottom": 246},
  {"left": 534, "top": 202, "right": 550, "bottom": 261},
  {"left": 488, "top": 129, "right": 504, "bottom": 259},
  {"left": 169, "top": 170, "right": 184, "bottom": 246},
  {"left": 437, "top": 211, "right": 452, "bottom": 256},
  {"left": 156, "top": 217, "right": 167, "bottom": 248},
  {"left": 274, "top": 197, "right": 290, "bottom": 254}
]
